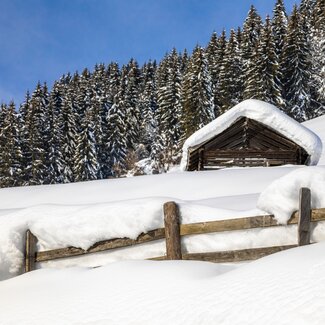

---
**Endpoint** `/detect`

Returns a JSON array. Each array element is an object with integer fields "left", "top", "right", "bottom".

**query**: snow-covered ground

[
  {"left": 1, "top": 242, "right": 325, "bottom": 324},
  {"left": 0, "top": 114, "right": 325, "bottom": 324}
]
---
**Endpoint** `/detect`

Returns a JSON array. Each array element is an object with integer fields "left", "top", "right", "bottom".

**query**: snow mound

[
  {"left": 257, "top": 166, "right": 325, "bottom": 224},
  {"left": 180, "top": 99, "right": 322, "bottom": 170},
  {"left": 1, "top": 242, "right": 325, "bottom": 324},
  {"left": 303, "top": 114, "right": 325, "bottom": 165}
]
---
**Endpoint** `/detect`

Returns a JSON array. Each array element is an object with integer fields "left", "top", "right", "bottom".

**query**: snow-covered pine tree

[
  {"left": 90, "top": 63, "right": 111, "bottom": 179},
  {"left": 137, "top": 60, "right": 157, "bottom": 159},
  {"left": 47, "top": 81, "right": 65, "bottom": 184},
  {"left": 75, "top": 69, "right": 91, "bottom": 129},
  {"left": 23, "top": 82, "right": 51, "bottom": 185},
  {"left": 180, "top": 49, "right": 189, "bottom": 76},
  {"left": 60, "top": 78, "right": 78, "bottom": 183},
  {"left": 156, "top": 49, "right": 183, "bottom": 168},
  {"left": 182, "top": 46, "right": 215, "bottom": 139},
  {"left": 0, "top": 102, "right": 23, "bottom": 187},
  {"left": 0, "top": 105, "right": 5, "bottom": 186},
  {"left": 248, "top": 15, "right": 284, "bottom": 107},
  {"left": 106, "top": 62, "right": 120, "bottom": 106},
  {"left": 206, "top": 30, "right": 227, "bottom": 116},
  {"left": 282, "top": 5, "right": 312, "bottom": 121},
  {"left": 18, "top": 92, "right": 31, "bottom": 185},
  {"left": 217, "top": 29, "right": 243, "bottom": 113},
  {"left": 105, "top": 98, "right": 127, "bottom": 177},
  {"left": 236, "top": 27, "right": 243, "bottom": 48},
  {"left": 242, "top": 5, "right": 263, "bottom": 94},
  {"left": 310, "top": 0, "right": 325, "bottom": 116},
  {"left": 272, "top": 0, "right": 288, "bottom": 57},
  {"left": 206, "top": 32, "right": 219, "bottom": 109},
  {"left": 73, "top": 108, "right": 99, "bottom": 182},
  {"left": 212, "top": 29, "right": 228, "bottom": 116},
  {"left": 123, "top": 59, "right": 141, "bottom": 152}
]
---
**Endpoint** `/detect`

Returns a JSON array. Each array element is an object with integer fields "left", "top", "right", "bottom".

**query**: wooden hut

[{"left": 180, "top": 100, "right": 322, "bottom": 171}]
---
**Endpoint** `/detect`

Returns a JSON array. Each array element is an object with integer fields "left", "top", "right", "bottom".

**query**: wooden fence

[{"left": 24, "top": 187, "right": 325, "bottom": 273}]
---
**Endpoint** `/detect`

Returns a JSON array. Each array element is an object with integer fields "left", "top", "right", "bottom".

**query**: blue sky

[{"left": 0, "top": 0, "right": 298, "bottom": 105}]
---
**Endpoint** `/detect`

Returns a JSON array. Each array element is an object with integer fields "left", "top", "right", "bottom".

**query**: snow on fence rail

[{"left": 24, "top": 188, "right": 325, "bottom": 272}]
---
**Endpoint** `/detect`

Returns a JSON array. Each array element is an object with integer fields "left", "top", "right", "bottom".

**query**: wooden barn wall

[{"left": 187, "top": 117, "right": 309, "bottom": 170}]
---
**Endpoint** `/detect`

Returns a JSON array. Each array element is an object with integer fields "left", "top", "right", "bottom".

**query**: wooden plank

[
  {"left": 248, "top": 119, "right": 299, "bottom": 149},
  {"left": 298, "top": 187, "right": 311, "bottom": 246},
  {"left": 150, "top": 245, "right": 297, "bottom": 263},
  {"left": 164, "top": 201, "right": 182, "bottom": 260},
  {"left": 180, "top": 215, "right": 278, "bottom": 235},
  {"left": 36, "top": 228, "right": 165, "bottom": 262},
  {"left": 204, "top": 118, "right": 247, "bottom": 150},
  {"left": 204, "top": 149, "right": 297, "bottom": 157},
  {"left": 180, "top": 208, "right": 325, "bottom": 236},
  {"left": 24, "top": 230, "right": 38, "bottom": 272}
]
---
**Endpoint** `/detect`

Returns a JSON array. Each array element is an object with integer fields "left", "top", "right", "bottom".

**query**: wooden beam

[
  {"left": 150, "top": 245, "right": 297, "bottom": 263},
  {"left": 298, "top": 187, "right": 311, "bottom": 246},
  {"left": 24, "top": 230, "right": 38, "bottom": 272},
  {"left": 163, "top": 201, "right": 182, "bottom": 260},
  {"left": 180, "top": 209, "right": 325, "bottom": 236},
  {"left": 180, "top": 215, "right": 278, "bottom": 235},
  {"left": 36, "top": 228, "right": 165, "bottom": 263}
]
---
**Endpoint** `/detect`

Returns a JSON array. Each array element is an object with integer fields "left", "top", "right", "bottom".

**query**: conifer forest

[{"left": 0, "top": 0, "right": 324, "bottom": 188}]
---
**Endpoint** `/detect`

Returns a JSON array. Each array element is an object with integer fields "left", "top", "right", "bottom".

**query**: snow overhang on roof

[{"left": 180, "top": 99, "right": 323, "bottom": 171}]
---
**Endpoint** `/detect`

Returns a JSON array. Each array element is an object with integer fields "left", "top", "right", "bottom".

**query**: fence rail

[{"left": 24, "top": 187, "right": 325, "bottom": 272}]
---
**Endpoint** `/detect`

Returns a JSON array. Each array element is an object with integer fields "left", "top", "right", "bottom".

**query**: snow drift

[
  {"left": 1, "top": 242, "right": 325, "bottom": 324},
  {"left": 258, "top": 166, "right": 325, "bottom": 223}
]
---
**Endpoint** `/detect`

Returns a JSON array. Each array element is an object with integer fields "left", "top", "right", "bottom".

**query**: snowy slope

[
  {"left": 0, "top": 115, "right": 325, "bottom": 324},
  {"left": 0, "top": 166, "right": 304, "bottom": 280},
  {"left": 1, "top": 242, "right": 325, "bottom": 325},
  {"left": 0, "top": 165, "right": 302, "bottom": 210},
  {"left": 0, "top": 114, "right": 324, "bottom": 281}
]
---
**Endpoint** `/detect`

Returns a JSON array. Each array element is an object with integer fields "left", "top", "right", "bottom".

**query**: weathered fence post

[
  {"left": 24, "top": 230, "right": 38, "bottom": 272},
  {"left": 163, "top": 201, "right": 182, "bottom": 260},
  {"left": 298, "top": 187, "right": 311, "bottom": 246}
]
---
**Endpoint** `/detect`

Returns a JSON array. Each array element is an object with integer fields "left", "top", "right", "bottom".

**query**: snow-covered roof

[{"left": 180, "top": 99, "right": 322, "bottom": 170}]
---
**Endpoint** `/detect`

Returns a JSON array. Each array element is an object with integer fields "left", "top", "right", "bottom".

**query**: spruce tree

[
  {"left": 310, "top": 0, "right": 325, "bottom": 115},
  {"left": 218, "top": 30, "right": 243, "bottom": 113},
  {"left": 90, "top": 63, "right": 111, "bottom": 179},
  {"left": 282, "top": 5, "right": 312, "bottom": 121},
  {"left": 206, "top": 32, "right": 219, "bottom": 94},
  {"left": 242, "top": 5, "right": 263, "bottom": 91},
  {"left": 206, "top": 30, "right": 227, "bottom": 116},
  {"left": 0, "top": 102, "right": 23, "bottom": 187},
  {"left": 60, "top": 80, "right": 78, "bottom": 183},
  {"left": 245, "top": 15, "right": 284, "bottom": 107},
  {"left": 106, "top": 99, "right": 127, "bottom": 177},
  {"left": 138, "top": 60, "right": 157, "bottom": 158},
  {"left": 156, "top": 49, "right": 183, "bottom": 167},
  {"left": 24, "top": 83, "right": 50, "bottom": 185},
  {"left": 47, "top": 81, "right": 65, "bottom": 184},
  {"left": 73, "top": 108, "right": 99, "bottom": 182},
  {"left": 19, "top": 92, "right": 32, "bottom": 185},
  {"left": 272, "top": 0, "right": 288, "bottom": 57},
  {"left": 182, "top": 46, "right": 215, "bottom": 138}
]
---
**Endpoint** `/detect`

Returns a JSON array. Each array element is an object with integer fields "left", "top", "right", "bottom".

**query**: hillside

[{"left": 0, "top": 114, "right": 324, "bottom": 324}]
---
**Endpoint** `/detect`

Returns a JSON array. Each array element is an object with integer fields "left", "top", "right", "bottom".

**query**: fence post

[
  {"left": 298, "top": 187, "right": 311, "bottom": 246},
  {"left": 163, "top": 201, "right": 182, "bottom": 260},
  {"left": 24, "top": 230, "right": 38, "bottom": 272}
]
